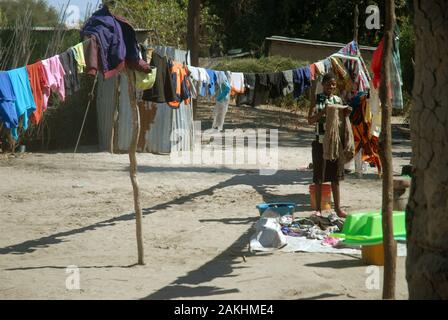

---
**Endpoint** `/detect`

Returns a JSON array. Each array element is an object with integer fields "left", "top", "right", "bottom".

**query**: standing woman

[{"left": 308, "top": 73, "right": 351, "bottom": 218}]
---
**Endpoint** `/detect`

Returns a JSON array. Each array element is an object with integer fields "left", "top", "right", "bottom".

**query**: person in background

[{"left": 307, "top": 72, "right": 352, "bottom": 218}]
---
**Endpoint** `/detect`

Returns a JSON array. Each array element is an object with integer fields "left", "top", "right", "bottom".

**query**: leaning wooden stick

[{"left": 126, "top": 68, "right": 145, "bottom": 265}]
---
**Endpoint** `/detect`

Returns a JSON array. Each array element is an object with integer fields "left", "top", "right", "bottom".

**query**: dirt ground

[{"left": 0, "top": 103, "right": 412, "bottom": 300}]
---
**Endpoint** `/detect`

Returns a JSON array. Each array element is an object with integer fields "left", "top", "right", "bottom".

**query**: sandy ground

[{"left": 0, "top": 103, "right": 412, "bottom": 300}]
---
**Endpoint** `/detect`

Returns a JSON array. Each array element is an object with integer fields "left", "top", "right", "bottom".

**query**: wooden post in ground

[
  {"left": 187, "top": 0, "right": 201, "bottom": 120},
  {"left": 126, "top": 68, "right": 145, "bottom": 265},
  {"left": 353, "top": 4, "right": 359, "bottom": 42},
  {"left": 378, "top": 0, "right": 396, "bottom": 300}
]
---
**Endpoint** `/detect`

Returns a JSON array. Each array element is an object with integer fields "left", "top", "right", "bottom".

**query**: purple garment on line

[{"left": 81, "top": 6, "right": 143, "bottom": 78}]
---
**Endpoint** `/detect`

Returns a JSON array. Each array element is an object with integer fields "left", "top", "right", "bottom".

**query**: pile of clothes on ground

[{"left": 249, "top": 209, "right": 346, "bottom": 252}]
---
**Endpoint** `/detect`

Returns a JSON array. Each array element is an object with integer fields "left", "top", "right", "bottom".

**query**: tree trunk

[
  {"left": 407, "top": 0, "right": 448, "bottom": 299},
  {"left": 126, "top": 69, "right": 145, "bottom": 265},
  {"left": 379, "top": 0, "right": 396, "bottom": 300},
  {"left": 187, "top": 0, "right": 200, "bottom": 120}
]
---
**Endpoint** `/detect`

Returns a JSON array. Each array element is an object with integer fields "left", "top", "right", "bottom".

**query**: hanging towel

[
  {"left": 7, "top": 67, "right": 37, "bottom": 140},
  {"left": 26, "top": 61, "right": 49, "bottom": 124},
  {"left": 230, "top": 72, "right": 245, "bottom": 96}
]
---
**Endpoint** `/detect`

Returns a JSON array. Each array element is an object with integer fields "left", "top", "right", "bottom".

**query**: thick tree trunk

[
  {"left": 187, "top": 0, "right": 200, "bottom": 120},
  {"left": 379, "top": 0, "right": 396, "bottom": 300},
  {"left": 407, "top": 0, "right": 448, "bottom": 299}
]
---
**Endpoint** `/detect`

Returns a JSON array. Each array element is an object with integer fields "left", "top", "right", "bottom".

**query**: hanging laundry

[
  {"left": 81, "top": 6, "right": 149, "bottom": 79},
  {"left": 236, "top": 73, "right": 255, "bottom": 106},
  {"left": 267, "top": 72, "right": 288, "bottom": 99},
  {"left": 198, "top": 68, "right": 210, "bottom": 97},
  {"left": 253, "top": 73, "right": 270, "bottom": 107},
  {"left": 135, "top": 68, "right": 157, "bottom": 91},
  {"left": 7, "top": 67, "right": 37, "bottom": 140},
  {"left": 187, "top": 66, "right": 209, "bottom": 97},
  {"left": 205, "top": 69, "right": 217, "bottom": 97},
  {"left": 390, "top": 26, "right": 404, "bottom": 109},
  {"left": 229, "top": 72, "right": 245, "bottom": 96},
  {"left": 215, "top": 71, "right": 231, "bottom": 103},
  {"left": 142, "top": 52, "right": 176, "bottom": 103},
  {"left": 0, "top": 72, "right": 18, "bottom": 134},
  {"left": 26, "top": 61, "right": 49, "bottom": 124},
  {"left": 72, "top": 42, "right": 86, "bottom": 74},
  {"left": 349, "top": 92, "right": 381, "bottom": 175},
  {"left": 330, "top": 56, "right": 352, "bottom": 93},
  {"left": 282, "top": 70, "right": 294, "bottom": 96},
  {"left": 314, "top": 61, "right": 326, "bottom": 77},
  {"left": 83, "top": 36, "right": 101, "bottom": 76},
  {"left": 292, "top": 66, "right": 311, "bottom": 99},
  {"left": 59, "top": 49, "right": 81, "bottom": 96},
  {"left": 168, "top": 61, "right": 191, "bottom": 108},
  {"left": 41, "top": 55, "right": 66, "bottom": 107}
]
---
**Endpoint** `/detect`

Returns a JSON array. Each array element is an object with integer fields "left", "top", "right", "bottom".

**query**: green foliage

[
  {"left": 212, "top": 56, "right": 308, "bottom": 73},
  {"left": 112, "top": 0, "right": 219, "bottom": 50},
  {"left": 0, "top": 7, "right": 6, "bottom": 26},
  {"left": 0, "top": 0, "right": 59, "bottom": 26}
]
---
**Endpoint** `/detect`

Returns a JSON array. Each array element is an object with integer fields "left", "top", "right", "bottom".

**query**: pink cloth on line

[{"left": 41, "top": 55, "right": 66, "bottom": 109}]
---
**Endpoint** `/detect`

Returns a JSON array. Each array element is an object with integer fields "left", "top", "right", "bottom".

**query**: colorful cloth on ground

[
  {"left": 26, "top": 61, "right": 49, "bottom": 124},
  {"left": 7, "top": 67, "right": 37, "bottom": 140}
]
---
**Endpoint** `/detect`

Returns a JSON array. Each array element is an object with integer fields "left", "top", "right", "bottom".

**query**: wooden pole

[
  {"left": 353, "top": 4, "right": 359, "bottom": 42},
  {"left": 74, "top": 73, "right": 98, "bottom": 155},
  {"left": 378, "top": 0, "right": 396, "bottom": 300},
  {"left": 187, "top": 0, "right": 201, "bottom": 120},
  {"left": 126, "top": 68, "right": 145, "bottom": 265}
]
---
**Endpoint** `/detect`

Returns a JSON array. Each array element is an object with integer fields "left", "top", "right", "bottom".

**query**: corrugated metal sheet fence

[{"left": 96, "top": 46, "right": 194, "bottom": 154}]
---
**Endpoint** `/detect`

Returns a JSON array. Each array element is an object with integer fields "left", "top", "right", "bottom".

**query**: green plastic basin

[{"left": 330, "top": 211, "right": 406, "bottom": 245}]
